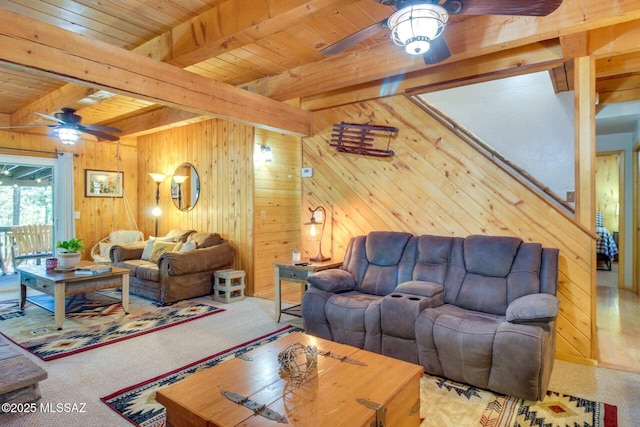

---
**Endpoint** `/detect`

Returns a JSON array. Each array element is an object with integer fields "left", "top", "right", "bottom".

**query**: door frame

[{"left": 633, "top": 144, "right": 640, "bottom": 295}]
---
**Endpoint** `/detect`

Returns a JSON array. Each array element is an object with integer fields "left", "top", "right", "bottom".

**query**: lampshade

[
  {"left": 388, "top": 3, "right": 448, "bottom": 55},
  {"left": 172, "top": 175, "right": 189, "bottom": 184},
  {"left": 151, "top": 206, "right": 162, "bottom": 217},
  {"left": 303, "top": 206, "right": 330, "bottom": 262},
  {"left": 148, "top": 173, "right": 166, "bottom": 183},
  {"left": 57, "top": 127, "right": 82, "bottom": 145}
]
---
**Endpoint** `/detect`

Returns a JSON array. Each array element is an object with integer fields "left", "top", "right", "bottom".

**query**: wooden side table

[{"left": 273, "top": 260, "right": 342, "bottom": 322}]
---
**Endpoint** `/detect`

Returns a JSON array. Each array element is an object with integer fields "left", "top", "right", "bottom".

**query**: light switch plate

[{"left": 301, "top": 167, "right": 312, "bottom": 177}]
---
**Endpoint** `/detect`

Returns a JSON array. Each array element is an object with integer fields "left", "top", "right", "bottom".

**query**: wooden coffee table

[
  {"left": 18, "top": 261, "right": 130, "bottom": 330},
  {"left": 156, "top": 332, "right": 423, "bottom": 427}
]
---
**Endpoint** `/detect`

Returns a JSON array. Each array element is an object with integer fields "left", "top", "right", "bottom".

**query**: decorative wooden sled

[{"left": 330, "top": 122, "right": 399, "bottom": 157}]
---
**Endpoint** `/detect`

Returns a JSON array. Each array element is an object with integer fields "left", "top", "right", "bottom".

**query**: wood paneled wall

[
  {"left": 0, "top": 131, "right": 138, "bottom": 258},
  {"left": 136, "top": 119, "right": 256, "bottom": 290},
  {"left": 136, "top": 121, "right": 301, "bottom": 297},
  {"left": 302, "top": 95, "right": 597, "bottom": 364},
  {"left": 253, "top": 129, "right": 302, "bottom": 298}
]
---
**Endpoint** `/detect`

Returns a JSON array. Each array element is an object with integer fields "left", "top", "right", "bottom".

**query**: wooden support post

[{"left": 573, "top": 54, "right": 597, "bottom": 360}]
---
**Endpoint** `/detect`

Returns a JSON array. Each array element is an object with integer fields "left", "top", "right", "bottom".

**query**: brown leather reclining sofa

[
  {"left": 301, "top": 231, "right": 559, "bottom": 401},
  {"left": 109, "top": 229, "right": 235, "bottom": 304}
]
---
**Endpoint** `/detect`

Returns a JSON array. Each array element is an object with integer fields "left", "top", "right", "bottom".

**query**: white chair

[{"left": 91, "top": 230, "right": 144, "bottom": 264}]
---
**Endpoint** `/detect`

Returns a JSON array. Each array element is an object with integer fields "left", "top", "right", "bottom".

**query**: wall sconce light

[
  {"left": 172, "top": 175, "right": 189, "bottom": 210},
  {"left": 388, "top": 3, "right": 448, "bottom": 55},
  {"left": 57, "top": 127, "right": 82, "bottom": 145},
  {"left": 261, "top": 146, "right": 273, "bottom": 163},
  {"left": 304, "top": 206, "right": 330, "bottom": 262},
  {"left": 148, "top": 173, "right": 166, "bottom": 235}
]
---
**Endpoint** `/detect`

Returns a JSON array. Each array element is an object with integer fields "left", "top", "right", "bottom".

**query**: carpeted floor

[
  {"left": 0, "top": 291, "right": 224, "bottom": 360},
  {"left": 0, "top": 295, "right": 637, "bottom": 426},
  {"left": 102, "top": 326, "right": 617, "bottom": 427}
]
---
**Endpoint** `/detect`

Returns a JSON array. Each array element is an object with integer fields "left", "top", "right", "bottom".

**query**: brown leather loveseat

[
  {"left": 109, "top": 229, "right": 234, "bottom": 304},
  {"left": 301, "top": 231, "right": 559, "bottom": 401}
]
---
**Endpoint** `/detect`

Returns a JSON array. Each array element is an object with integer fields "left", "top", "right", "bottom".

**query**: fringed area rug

[
  {"left": 421, "top": 376, "right": 617, "bottom": 427},
  {"left": 0, "top": 291, "right": 224, "bottom": 361},
  {"left": 101, "top": 325, "right": 302, "bottom": 427},
  {"left": 103, "top": 326, "right": 617, "bottom": 427}
]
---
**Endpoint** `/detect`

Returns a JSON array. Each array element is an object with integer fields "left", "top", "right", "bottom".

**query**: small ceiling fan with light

[
  {"left": 0, "top": 108, "right": 122, "bottom": 144},
  {"left": 320, "top": 0, "right": 563, "bottom": 64}
]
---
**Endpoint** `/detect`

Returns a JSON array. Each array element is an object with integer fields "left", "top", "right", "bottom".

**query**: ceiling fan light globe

[
  {"left": 405, "top": 37, "right": 431, "bottom": 55},
  {"left": 57, "top": 128, "right": 81, "bottom": 145},
  {"left": 389, "top": 4, "right": 448, "bottom": 55}
]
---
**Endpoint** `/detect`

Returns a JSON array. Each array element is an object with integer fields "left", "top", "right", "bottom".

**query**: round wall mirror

[{"left": 171, "top": 163, "right": 200, "bottom": 211}]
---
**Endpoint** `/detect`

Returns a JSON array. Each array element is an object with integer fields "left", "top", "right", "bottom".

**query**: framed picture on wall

[{"left": 85, "top": 169, "right": 124, "bottom": 198}]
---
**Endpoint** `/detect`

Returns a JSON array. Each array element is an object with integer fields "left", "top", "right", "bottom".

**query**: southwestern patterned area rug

[
  {"left": 102, "top": 324, "right": 617, "bottom": 427},
  {"left": 102, "top": 325, "right": 302, "bottom": 427},
  {"left": 0, "top": 291, "right": 224, "bottom": 361}
]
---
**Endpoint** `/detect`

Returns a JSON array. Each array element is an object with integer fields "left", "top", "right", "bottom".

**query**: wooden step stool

[{"left": 213, "top": 269, "right": 246, "bottom": 303}]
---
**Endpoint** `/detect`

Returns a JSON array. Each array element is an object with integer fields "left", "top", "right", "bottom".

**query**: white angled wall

[{"left": 419, "top": 71, "right": 575, "bottom": 199}]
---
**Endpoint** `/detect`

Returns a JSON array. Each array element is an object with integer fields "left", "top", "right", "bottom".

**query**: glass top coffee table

[{"left": 18, "top": 261, "right": 130, "bottom": 330}]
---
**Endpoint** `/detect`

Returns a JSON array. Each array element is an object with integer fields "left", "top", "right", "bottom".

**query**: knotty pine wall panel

[
  {"left": 0, "top": 131, "right": 138, "bottom": 260},
  {"left": 136, "top": 119, "right": 256, "bottom": 291},
  {"left": 253, "top": 128, "right": 302, "bottom": 298},
  {"left": 302, "top": 95, "right": 597, "bottom": 363}
]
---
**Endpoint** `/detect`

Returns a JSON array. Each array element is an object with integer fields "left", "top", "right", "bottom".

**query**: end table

[{"left": 273, "top": 260, "right": 342, "bottom": 322}]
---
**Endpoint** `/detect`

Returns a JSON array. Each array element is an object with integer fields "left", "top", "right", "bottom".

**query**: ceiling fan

[
  {"left": 320, "top": 0, "right": 564, "bottom": 64},
  {"left": 0, "top": 108, "right": 122, "bottom": 144}
]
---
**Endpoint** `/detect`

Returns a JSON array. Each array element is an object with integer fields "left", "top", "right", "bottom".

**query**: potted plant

[{"left": 56, "top": 237, "right": 85, "bottom": 269}]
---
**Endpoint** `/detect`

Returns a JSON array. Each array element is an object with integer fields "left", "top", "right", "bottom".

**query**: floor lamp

[
  {"left": 304, "top": 206, "right": 330, "bottom": 262},
  {"left": 149, "top": 173, "right": 166, "bottom": 236}
]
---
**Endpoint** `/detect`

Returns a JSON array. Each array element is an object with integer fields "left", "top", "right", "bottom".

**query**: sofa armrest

[
  {"left": 110, "top": 241, "right": 146, "bottom": 263},
  {"left": 307, "top": 269, "right": 356, "bottom": 293},
  {"left": 159, "top": 242, "right": 235, "bottom": 275},
  {"left": 395, "top": 281, "right": 444, "bottom": 298},
  {"left": 506, "top": 293, "right": 559, "bottom": 324}
]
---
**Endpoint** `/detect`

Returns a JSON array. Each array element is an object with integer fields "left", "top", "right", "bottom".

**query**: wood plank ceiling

[{"left": 0, "top": 0, "right": 639, "bottom": 139}]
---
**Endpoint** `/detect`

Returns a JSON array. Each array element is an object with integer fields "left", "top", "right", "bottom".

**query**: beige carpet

[{"left": 0, "top": 294, "right": 637, "bottom": 426}]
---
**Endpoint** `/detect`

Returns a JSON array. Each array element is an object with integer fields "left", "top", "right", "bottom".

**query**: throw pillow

[
  {"left": 172, "top": 242, "right": 184, "bottom": 252},
  {"left": 149, "top": 241, "right": 178, "bottom": 263},
  {"left": 179, "top": 241, "right": 197, "bottom": 252},
  {"left": 141, "top": 236, "right": 175, "bottom": 260},
  {"left": 141, "top": 239, "right": 157, "bottom": 261}
]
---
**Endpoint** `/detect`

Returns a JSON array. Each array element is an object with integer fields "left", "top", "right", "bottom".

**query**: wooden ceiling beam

[
  {"left": 10, "top": 0, "right": 353, "bottom": 128},
  {"left": 259, "top": 0, "right": 640, "bottom": 101},
  {"left": 0, "top": 9, "right": 311, "bottom": 136},
  {"left": 596, "top": 51, "right": 640, "bottom": 78},
  {"left": 302, "top": 41, "right": 564, "bottom": 110},
  {"left": 10, "top": 84, "right": 97, "bottom": 127},
  {"left": 107, "top": 107, "right": 208, "bottom": 137}
]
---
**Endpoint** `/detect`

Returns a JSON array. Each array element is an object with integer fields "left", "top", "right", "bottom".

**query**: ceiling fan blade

[
  {"left": 35, "top": 112, "right": 66, "bottom": 124},
  {"left": 82, "top": 124, "right": 123, "bottom": 133},
  {"left": 0, "top": 125, "right": 50, "bottom": 129},
  {"left": 458, "top": 0, "right": 563, "bottom": 16},
  {"left": 320, "top": 19, "right": 387, "bottom": 56},
  {"left": 80, "top": 128, "right": 120, "bottom": 141},
  {"left": 423, "top": 36, "right": 452, "bottom": 64}
]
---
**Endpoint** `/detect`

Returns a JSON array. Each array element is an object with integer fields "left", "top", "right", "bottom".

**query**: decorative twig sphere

[{"left": 277, "top": 342, "right": 317, "bottom": 382}]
